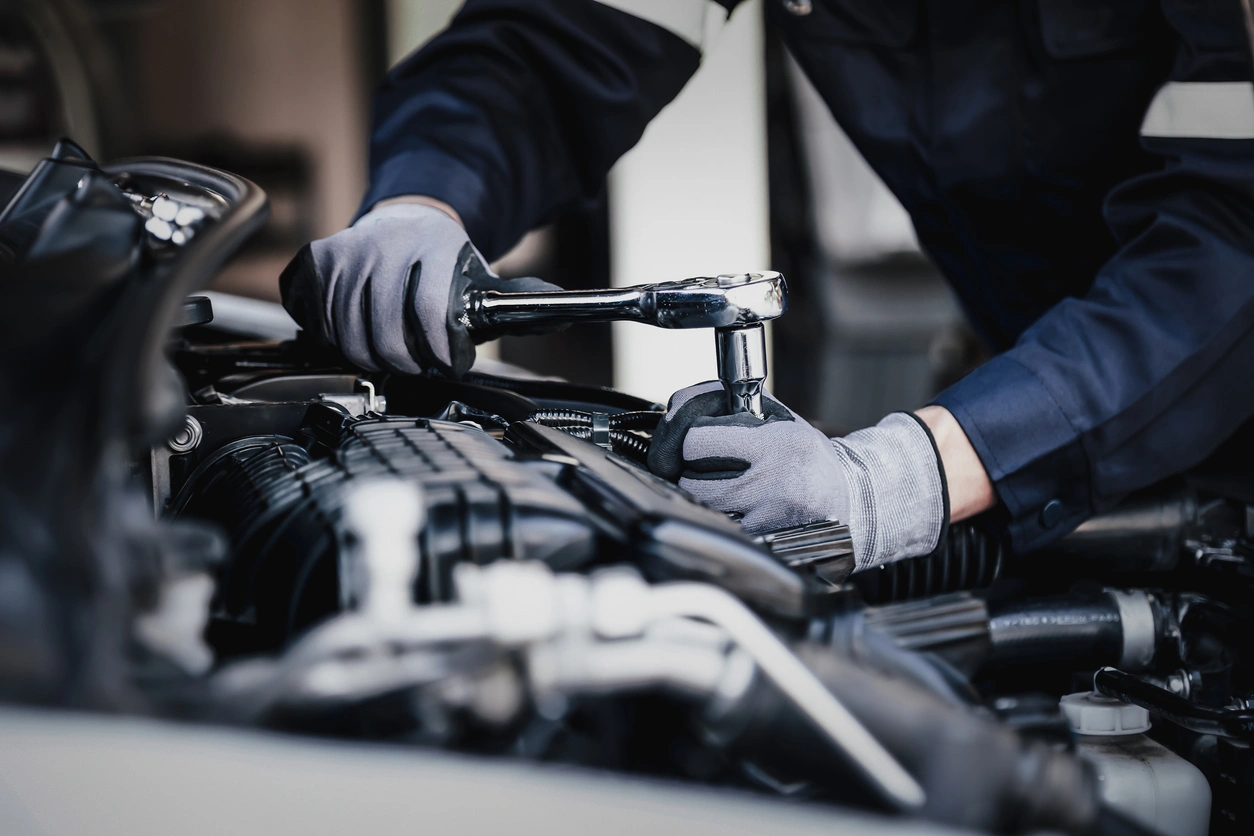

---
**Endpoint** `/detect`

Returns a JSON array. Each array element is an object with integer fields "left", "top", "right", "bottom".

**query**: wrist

[
  {"left": 369, "top": 195, "right": 464, "bottom": 227},
  {"left": 914, "top": 405, "right": 996, "bottom": 522}
]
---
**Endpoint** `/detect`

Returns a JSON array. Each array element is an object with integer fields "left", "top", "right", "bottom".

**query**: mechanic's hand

[
  {"left": 648, "top": 381, "right": 948, "bottom": 571},
  {"left": 280, "top": 203, "right": 562, "bottom": 377}
]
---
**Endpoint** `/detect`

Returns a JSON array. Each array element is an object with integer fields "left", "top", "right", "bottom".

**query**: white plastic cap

[{"left": 1061, "top": 691, "right": 1151, "bottom": 736}]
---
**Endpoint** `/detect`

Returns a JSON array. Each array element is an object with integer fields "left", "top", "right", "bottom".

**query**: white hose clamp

[{"left": 1105, "top": 588, "right": 1157, "bottom": 671}]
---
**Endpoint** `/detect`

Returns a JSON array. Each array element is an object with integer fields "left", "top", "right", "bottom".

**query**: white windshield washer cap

[{"left": 1061, "top": 691, "right": 1151, "bottom": 736}]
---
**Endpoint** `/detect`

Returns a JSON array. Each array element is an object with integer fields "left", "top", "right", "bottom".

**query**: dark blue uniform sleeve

[
  {"left": 362, "top": 0, "right": 740, "bottom": 261},
  {"left": 934, "top": 0, "right": 1254, "bottom": 553}
]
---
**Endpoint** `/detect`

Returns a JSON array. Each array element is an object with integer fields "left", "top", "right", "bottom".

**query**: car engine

[{"left": 2, "top": 143, "right": 1252, "bottom": 836}]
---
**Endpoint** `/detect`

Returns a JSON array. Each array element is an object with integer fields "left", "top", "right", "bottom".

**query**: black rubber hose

[
  {"left": 986, "top": 593, "right": 1124, "bottom": 668},
  {"left": 853, "top": 521, "right": 1005, "bottom": 604},
  {"left": 550, "top": 425, "right": 651, "bottom": 465},
  {"left": 814, "top": 594, "right": 989, "bottom": 701},
  {"left": 530, "top": 409, "right": 662, "bottom": 431},
  {"left": 609, "top": 430, "right": 651, "bottom": 462},
  {"left": 1094, "top": 667, "right": 1254, "bottom": 741},
  {"left": 529, "top": 408, "right": 592, "bottom": 426},
  {"left": 1031, "top": 484, "right": 1195, "bottom": 574},
  {"left": 609, "top": 411, "right": 663, "bottom": 430}
]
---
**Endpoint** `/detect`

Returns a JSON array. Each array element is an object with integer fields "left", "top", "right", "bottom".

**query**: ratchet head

[{"left": 642, "top": 272, "right": 787, "bottom": 329}]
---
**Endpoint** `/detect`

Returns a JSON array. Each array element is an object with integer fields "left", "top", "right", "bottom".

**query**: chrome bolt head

[{"left": 168, "top": 415, "right": 204, "bottom": 454}]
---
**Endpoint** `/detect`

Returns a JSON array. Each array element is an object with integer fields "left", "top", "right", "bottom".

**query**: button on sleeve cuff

[{"left": 932, "top": 354, "right": 1092, "bottom": 554}]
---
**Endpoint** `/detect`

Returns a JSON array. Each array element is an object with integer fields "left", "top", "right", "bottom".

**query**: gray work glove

[
  {"left": 648, "top": 381, "right": 948, "bottom": 571},
  {"left": 280, "top": 203, "right": 562, "bottom": 377}
]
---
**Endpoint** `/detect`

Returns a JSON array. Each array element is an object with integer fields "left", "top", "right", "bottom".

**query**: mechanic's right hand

[
  {"left": 648, "top": 381, "right": 948, "bottom": 571},
  {"left": 280, "top": 203, "right": 562, "bottom": 378}
]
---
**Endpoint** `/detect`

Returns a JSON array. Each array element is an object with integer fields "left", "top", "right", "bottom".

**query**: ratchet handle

[
  {"left": 464, "top": 288, "right": 647, "bottom": 335},
  {"left": 465, "top": 273, "right": 785, "bottom": 336}
]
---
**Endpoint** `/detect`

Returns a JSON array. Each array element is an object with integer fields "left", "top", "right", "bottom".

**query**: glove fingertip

[
  {"left": 646, "top": 439, "right": 683, "bottom": 482},
  {"left": 278, "top": 243, "right": 312, "bottom": 296},
  {"left": 279, "top": 244, "right": 319, "bottom": 321},
  {"left": 449, "top": 345, "right": 475, "bottom": 379}
]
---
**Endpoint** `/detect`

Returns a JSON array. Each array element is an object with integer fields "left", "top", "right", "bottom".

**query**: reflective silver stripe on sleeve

[
  {"left": 1140, "top": 81, "right": 1254, "bottom": 140},
  {"left": 591, "top": 0, "right": 725, "bottom": 51}
]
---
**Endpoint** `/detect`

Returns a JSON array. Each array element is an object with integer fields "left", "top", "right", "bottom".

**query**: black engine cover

[{"left": 176, "top": 414, "right": 596, "bottom": 656}]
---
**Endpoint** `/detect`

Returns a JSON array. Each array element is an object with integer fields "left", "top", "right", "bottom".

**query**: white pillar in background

[
  {"left": 608, "top": 1, "right": 770, "bottom": 405},
  {"left": 385, "top": 0, "right": 461, "bottom": 64},
  {"left": 386, "top": 1, "right": 770, "bottom": 389}
]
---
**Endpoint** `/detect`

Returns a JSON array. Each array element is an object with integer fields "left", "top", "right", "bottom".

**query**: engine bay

[{"left": 3, "top": 144, "right": 1254, "bottom": 836}]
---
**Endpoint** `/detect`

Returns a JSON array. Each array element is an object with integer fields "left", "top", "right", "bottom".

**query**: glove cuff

[
  {"left": 354, "top": 201, "right": 458, "bottom": 227},
  {"left": 900, "top": 411, "right": 951, "bottom": 563},
  {"left": 833, "top": 412, "right": 946, "bottom": 571}
]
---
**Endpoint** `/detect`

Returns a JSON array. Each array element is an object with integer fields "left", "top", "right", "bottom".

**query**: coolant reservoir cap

[{"left": 1061, "top": 691, "right": 1151, "bottom": 736}]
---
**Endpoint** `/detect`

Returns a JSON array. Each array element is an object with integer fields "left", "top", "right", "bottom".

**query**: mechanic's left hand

[
  {"left": 279, "top": 202, "right": 562, "bottom": 378},
  {"left": 648, "top": 381, "right": 948, "bottom": 571}
]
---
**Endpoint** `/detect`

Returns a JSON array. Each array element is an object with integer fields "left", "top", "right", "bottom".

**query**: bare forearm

[{"left": 915, "top": 405, "right": 996, "bottom": 522}]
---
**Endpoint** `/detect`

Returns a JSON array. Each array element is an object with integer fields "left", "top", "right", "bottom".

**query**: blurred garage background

[{"left": 0, "top": 0, "right": 984, "bottom": 431}]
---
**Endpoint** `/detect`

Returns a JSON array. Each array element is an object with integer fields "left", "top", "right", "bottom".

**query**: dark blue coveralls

[{"left": 360, "top": 0, "right": 1254, "bottom": 554}]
